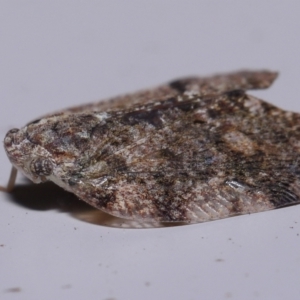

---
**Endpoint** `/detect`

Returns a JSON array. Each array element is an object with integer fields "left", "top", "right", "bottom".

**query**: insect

[{"left": 2, "top": 70, "right": 300, "bottom": 223}]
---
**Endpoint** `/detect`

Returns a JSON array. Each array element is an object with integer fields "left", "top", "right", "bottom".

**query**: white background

[{"left": 1, "top": 1, "right": 300, "bottom": 299}]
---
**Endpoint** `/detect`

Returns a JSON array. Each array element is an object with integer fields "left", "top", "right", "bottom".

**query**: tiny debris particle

[
  {"left": 5, "top": 287, "right": 21, "bottom": 293},
  {"left": 61, "top": 284, "right": 72, "bottom": 289},
  {"left": 225, "top": 292, "right": 233, "bottom": 298},
  {"left": 215, "top": 258, "right": 225, "bottom": 262},
  {"left": 3, "top": 70, "right": 300, "bottom": 224}
]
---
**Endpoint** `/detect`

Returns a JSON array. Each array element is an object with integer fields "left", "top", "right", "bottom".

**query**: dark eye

[
  {"left": 7, "top": 128, "right": 20, "bottom": 135},
  {"left": 30, "top": 158, "right": 53, "bottom": 176}
]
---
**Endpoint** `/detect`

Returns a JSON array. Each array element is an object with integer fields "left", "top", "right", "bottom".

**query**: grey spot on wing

[{"left": 121, "top": 109, "right": 164, "bottom": 128}]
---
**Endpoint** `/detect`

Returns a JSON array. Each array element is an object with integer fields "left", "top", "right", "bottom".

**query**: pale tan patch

[{"left": 223, "top": 130, "right": 256, "bottom": 156}]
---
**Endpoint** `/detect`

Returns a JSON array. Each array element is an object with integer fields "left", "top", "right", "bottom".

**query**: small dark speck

[
  {"left": 74, "top": 227, "right": 77, "bottom": 230},
  {"left": 5, "top": 287, "right": 21, "bottom": 293},
  {"left": 145, "top": 282, "right": 151, "bottom": 287},
  {"left": 290, "top": 227, "right": 294, "bottom": 229},
  {"left": 0, "top": 244, "right": 4, "bottom": 247},
  {"left": 215, "top": 258, "right": 225, "bottom": 262}
]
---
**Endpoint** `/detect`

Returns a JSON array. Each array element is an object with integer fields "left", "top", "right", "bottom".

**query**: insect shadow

[{"left": 6, "top": 180, "right": 185, "bottom": 228}]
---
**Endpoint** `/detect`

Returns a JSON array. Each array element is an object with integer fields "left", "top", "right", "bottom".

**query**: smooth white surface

[{"left": 1, "top": 1, "right": 300, "bottom": 299}]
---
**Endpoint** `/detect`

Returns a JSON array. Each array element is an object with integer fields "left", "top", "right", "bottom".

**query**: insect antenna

[{"left": 0, "top": 167, "right": 18, "bottom": 192}]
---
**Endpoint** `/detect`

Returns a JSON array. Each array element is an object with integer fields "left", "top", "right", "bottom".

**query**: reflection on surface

[{"left": 7, "top": 181, "right": 186, "bottom": 228}]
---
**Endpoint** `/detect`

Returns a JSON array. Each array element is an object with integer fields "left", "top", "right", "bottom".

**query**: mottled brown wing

[
  {"left": 8, "top": 69, "right": 296, "bottom": 223},
  {"left": 66, "top": 89, "right": 300, "bottom": 223},
  {"left": 44, "top": 70, "right": 278, "bottom": 116}
]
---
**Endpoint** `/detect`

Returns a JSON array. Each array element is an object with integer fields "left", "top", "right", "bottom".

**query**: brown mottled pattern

[{"left": 4, "top": 70, "right": 300, "bottom": 223}]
